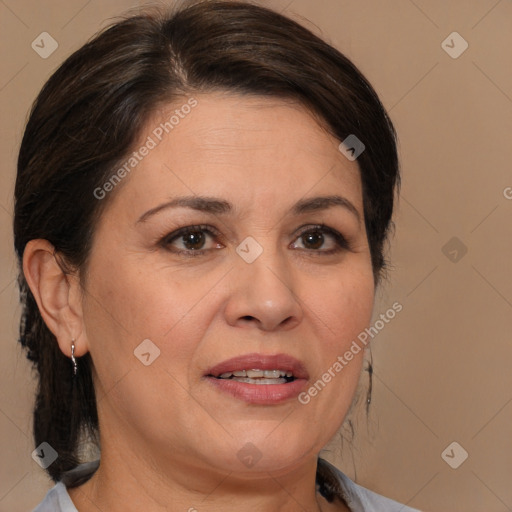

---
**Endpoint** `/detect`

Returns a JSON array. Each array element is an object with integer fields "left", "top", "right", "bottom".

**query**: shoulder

[
  {"left": 320, "top": 459, "right": 422, "bottom": 512},
  {"left": 31, "top": 482, "right": 77, "bottom": 512},
  {"left": 32, "top": 460, "right": 99, "bottom": 512}
]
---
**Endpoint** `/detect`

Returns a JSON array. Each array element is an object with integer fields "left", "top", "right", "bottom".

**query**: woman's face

[{"left": 80, "top": 93, "right": 375, "bottom": 478}]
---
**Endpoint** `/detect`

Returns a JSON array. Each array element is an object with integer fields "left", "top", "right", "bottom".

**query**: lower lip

[{"left": 206, "top": 377, "right": 307, "bottom": 404}]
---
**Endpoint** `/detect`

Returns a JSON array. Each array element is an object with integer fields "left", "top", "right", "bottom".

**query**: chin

[{"left": 209, "top": 432, "right": 318, "bottom": 477}]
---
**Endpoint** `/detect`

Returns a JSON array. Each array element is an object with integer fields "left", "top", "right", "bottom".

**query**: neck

[{"left": 67, "top": 441, "right": 345, "bottom": 511}]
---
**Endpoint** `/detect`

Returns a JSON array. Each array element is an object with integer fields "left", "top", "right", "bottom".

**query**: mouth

[{"left": 205, "top": 353, "right": 309, "bottom": 404}]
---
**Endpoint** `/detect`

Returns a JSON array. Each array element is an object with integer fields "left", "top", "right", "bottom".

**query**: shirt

[{"left": 32, "top": 459, "right": 421, "bottom": 511}]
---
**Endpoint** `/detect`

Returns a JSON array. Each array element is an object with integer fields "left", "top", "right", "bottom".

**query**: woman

[{"left": 15, "top": 1, "right": 418, "bottom": 510}]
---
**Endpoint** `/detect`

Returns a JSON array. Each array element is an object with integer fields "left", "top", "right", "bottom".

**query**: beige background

[{"left": 1, "top": 0, "right": 511, "bottom": 510}]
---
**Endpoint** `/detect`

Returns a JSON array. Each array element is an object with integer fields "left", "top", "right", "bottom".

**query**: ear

[{"left": 22, "top": 239, "right": 89, "bottom": 358}]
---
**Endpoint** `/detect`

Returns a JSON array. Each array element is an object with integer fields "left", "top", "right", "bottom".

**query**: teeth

[
  {"left": 246, "top": 370, "right": 264, "bottom": 378},
  {"left": 217, "top": 369, "right": 293, "bottom": 380},
  {"left": 231, "top": 377, "right": 287, "bottom": 385}
]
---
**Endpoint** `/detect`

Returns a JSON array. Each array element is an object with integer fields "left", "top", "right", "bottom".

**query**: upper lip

[{"left": 206, "top": 353, "right": 309, "bottom": 380}]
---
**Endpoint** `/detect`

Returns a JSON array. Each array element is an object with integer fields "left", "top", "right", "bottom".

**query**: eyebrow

[{"left": 136, "top": 194, "right": 361, "bottom": 224}]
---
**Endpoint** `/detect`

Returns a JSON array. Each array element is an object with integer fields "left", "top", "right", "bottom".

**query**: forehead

[{"left": 102, "top": 93, "right": 363, "bottom": 218}]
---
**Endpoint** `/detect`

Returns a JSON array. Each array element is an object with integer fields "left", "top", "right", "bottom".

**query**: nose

[{"left": 223, "top": 247, "right": 303, "bottom": 332}]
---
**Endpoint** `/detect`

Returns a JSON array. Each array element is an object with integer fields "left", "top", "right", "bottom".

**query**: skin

[{"left": 24, "top": 92, "right": 375, "bottom": 511}]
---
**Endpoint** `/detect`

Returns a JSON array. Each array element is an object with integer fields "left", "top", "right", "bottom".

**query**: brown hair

[{"left": 14, "top": 0, "right": 399, "bottom": 488}]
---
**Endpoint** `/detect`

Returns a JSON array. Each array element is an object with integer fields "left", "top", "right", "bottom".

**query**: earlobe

[{"left": 22, "top": 239, "right": 88, "bottom": 358}]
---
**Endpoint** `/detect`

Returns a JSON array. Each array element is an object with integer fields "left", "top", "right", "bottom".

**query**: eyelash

[{"left": 160, "top": 224, "right": 351, "bottom": 257}]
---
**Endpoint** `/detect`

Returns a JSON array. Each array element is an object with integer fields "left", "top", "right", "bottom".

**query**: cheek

[
  {"left": 86, "top": 254, "right": 192, "bottom": 334},
  {"left": 81, "top": 255, "right": 225, "bottom": 449},
  {"left": 291, "top": 267, "right": 374, "bottom": 444},
  {"left": 304, "top": 265, "right": 375, "bottom": 350},
  {"left": 82, "top": 254, "right": 222, "bottom": 385}
]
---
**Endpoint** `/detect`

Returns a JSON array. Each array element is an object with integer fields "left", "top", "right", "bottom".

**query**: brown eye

[
  {"left": 301, "top": 230, "right": 324, "bottom": 250},
  {"left": 162, "top": 225, "right": 223, "bottom": 255},
  {"left": 291, "top": 225, "right": 350, "bottom": 254},
  {"left": 181, "top": 230, "right": 206, "bottom": 250}
]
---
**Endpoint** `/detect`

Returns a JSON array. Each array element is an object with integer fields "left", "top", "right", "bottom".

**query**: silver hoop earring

[{"left": 71, "top": 340, "right": 77, "bottom": 376}]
